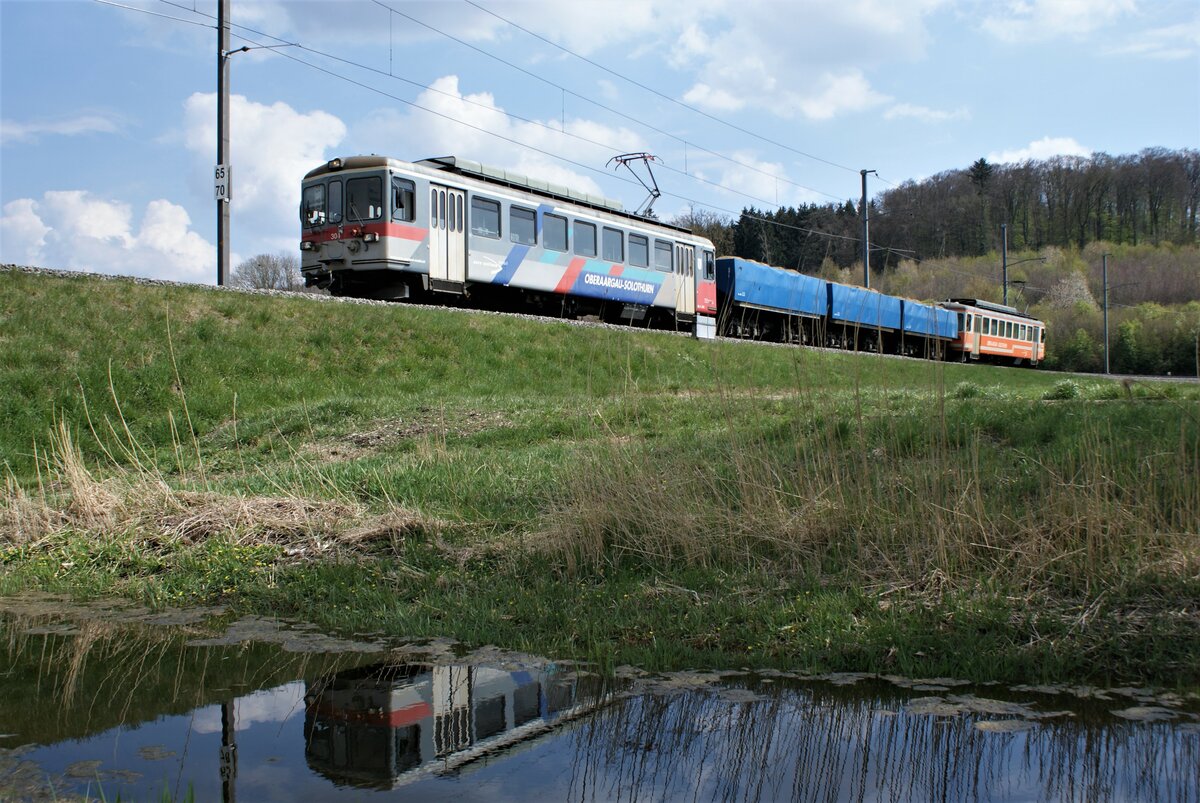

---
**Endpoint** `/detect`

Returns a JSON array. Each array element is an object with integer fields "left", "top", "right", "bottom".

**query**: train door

[
  {"left": 971, "top": 314, "right": 983, "bottom": 359},
  {"left": 429, "top": 184, "right": 466, "bottom": 292},
  {"left": 674, "top": 243, "right": 695, "bottom": 319}
]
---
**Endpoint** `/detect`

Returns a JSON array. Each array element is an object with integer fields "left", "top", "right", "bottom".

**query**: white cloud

[
  {"left": 795, "top": 71, "right": 890, "bottom": 120},
  {"left": 0, "top": 199, "right": 50, "bottom": 261},
  {"left": 669, "top": 23, "right": 712, "bottom": 69},
  {"left": 981, "top": 0, "right": 1137, "bottom": 42},
  {"left": 0, "top": 113, "right": 121, "bottom": 143},
  {"left": 682, "top": 83, "right": 746, "bottom": 113},
  {"left": 183, "top": 93, "right": 346, "bottom": 218},
  {"left": 488, "top": 0, "right": 681, "bottom": 55},
  {"left": 682, "top": 150, "right": 823, "bottom": 209},
  {"left": 192, "top": 683, "right": 305, "bottom": 735},
  {"left": 353, "top": 75, "right": 650, "bottom": 201},
  {"left": 597, "top": 79, "right": 620, "bottom": 101},
  {"left": 0, "top": 191, "right": 214, "bottom": 282},
  {"left": 673, "top": 1, "right": 945, "bottom": 120},
  {"left": 987, "top": 136, "right": 1093, "bottom": 164},
  {"left": 884, "top": 103, "right": 970, "bottom": 123},
  {"left": 1106, "top": 20, "right": 1200, "bottom": 60}
]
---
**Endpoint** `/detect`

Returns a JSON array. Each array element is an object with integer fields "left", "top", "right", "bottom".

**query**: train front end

[{"left": 300, "top": 156, "right": 427, "bottom": 299}]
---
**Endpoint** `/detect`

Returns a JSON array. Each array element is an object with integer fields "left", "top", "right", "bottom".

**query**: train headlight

[
  {"left": 300, "top": 241, "right": 315, "bottom": 251},
  {"left": 326, "top": 158, "right": 343, "bottom": 170},
  {"left": 363, "top": 232, "right": 379, "bottom": 243}
]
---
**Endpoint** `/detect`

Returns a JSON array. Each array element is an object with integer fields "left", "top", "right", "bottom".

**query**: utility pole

[
  {"left": 216, "top": 0, "right": 231, "bottom": 286},
  {"left": 1000, "top": 223, "right": 1008, "bottom": 306},
  {"left": 220, "top": 699, "right": 237, "bottom": 802},
  {"left": 860, "top": 169, "right": 876, "bottom": 289},
  {"left": 1102, "top": 252, "right": 1111, "bottom": 374}
]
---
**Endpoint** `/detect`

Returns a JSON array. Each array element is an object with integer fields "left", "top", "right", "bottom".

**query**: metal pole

[
  {"left": 1001, "top": 223, "right": 1008, "bottom": 306},
  {"left": 217, "top": 0, "right": 230, "bottom": 286},
  {"left": 220, "top": 700, "right": 237, "bottom": 802},
  {"left": 860, "top": 169, "right": 875, "bottom": 288},
  {"left": 1102, "top": 252, "right": 1110, "bottom": 374}
]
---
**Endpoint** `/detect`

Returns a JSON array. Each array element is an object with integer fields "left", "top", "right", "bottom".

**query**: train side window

[
  {"left": 703, "top": 251, "right": 715, "bottom": 280},
  {"left": 654, "top": 239, "right": 673, "bottom": 272},
  {"left": 510, "top": 206, "right": 536, "bottom": 245},
  {"left": 391, "top": 177, "right": 415, "bottom": 222},
  {"left": 629, "top": 234, "right": 649, "bottom": 267},
  {"left": 574, "top": 220, "right": 597, "bottom": 257},
  {"left": 1040, "top": 328, "right": 1046, "bottom": 343},
  {"left": 991, "top": 319, "right": 998, "bottom": 336},
  {"left": 327, "top": 180, "right": 343, "bottom": 224},
  {"left": 544, "top": 214, "right": 568, "bottom": 251},
  {"left": 1006, "top": 321, "right": 1014, "bottom": 338},
  {"left": 957, "top": 313, "right": 965, "bottom": 333},
  {"left": 347, "top": 176, "right": 383, "bottom": 220},
  {"left": 471, "top": 196, "right": 501, "bottom": 238},
  {"left": 602, "top": 227, "right": 623, "bottom": 263},
  {"left": 301, "top": 183, "right": 326, "bottom": 227}
]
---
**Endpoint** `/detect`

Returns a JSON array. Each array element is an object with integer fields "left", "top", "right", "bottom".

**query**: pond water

[{"left": 1, "top": 593, "right": 1197, "bottom": 802}]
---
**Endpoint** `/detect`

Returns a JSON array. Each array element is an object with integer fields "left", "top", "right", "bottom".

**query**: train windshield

[
  {"left": 347, "top": 176, "right": 383, "bottom": 221},
  {"left": 301, "top": 183, "right": 325, "bottom": 228}
]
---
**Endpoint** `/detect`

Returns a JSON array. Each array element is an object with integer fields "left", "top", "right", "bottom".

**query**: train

[
  {"left": 299, "top": 155, "right": 1046, "bottom": 366},
  {"left": 304, "top": 659, "right": 591, "bottom": 788}
]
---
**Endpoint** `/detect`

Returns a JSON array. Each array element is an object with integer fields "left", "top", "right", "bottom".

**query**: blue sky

[{"left": 2, "top": 0, "right": 1197, "bottom": 283}]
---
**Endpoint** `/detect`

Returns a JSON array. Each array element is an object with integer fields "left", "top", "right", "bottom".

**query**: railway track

[{"left": 5, "top": 264, "right": 1195, "bottom": 383}]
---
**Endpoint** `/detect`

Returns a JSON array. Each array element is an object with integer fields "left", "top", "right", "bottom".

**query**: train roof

[
  {"left": 418, "top": 156, "right": 623, "bottom": 213},
  {"left": 945, "top": 298, "right": 1040, "bottom": 321}
]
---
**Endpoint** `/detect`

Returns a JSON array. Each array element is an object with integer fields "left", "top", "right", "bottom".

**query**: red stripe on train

[
  {"left": 302, "top": 223, "right": 427, "bottom": 243},
  {"left": 554, "top": 258, "right": 587, "bottom": 294}
]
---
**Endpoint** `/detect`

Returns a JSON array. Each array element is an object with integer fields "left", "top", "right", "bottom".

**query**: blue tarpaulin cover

[
  {"left": 902, "top": 299, "right": 957, "bottom": 339},
  {"left": 716, "top": 257, "right": 827, "bottom": 318},
  {"left": 828, "top": 283, "right": 903, "bottom": 330}
]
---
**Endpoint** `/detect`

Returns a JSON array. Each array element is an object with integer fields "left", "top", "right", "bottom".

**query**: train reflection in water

[{"left": 303, "top": 660, "right": 596, "bottom": 788}]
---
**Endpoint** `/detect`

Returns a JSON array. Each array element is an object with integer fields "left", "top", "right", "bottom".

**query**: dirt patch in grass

[{"left": 305, "top": 409, "right": 515, "bottom": 462}]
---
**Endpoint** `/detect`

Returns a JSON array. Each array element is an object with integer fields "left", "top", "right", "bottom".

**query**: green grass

[{"left": 2, "top": 268, "right": 1197, "bottom": 688}]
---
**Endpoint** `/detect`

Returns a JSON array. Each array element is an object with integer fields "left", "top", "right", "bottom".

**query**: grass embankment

[{"left": 1, "top": 267, "right": 1197, "bottom": 687}]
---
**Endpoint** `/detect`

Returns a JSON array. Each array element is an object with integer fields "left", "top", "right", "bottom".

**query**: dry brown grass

[
  {"left": 531, "top": 416, "right": 1200, "bottom": 598},
  {"left": 0, "top": 422, "right": 440, "bottom": 559}
]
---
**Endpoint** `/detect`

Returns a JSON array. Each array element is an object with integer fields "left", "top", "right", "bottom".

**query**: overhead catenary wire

[
  {"left": 95, "top": 0, "right": 213, "bottom": 28},
  {"left": 462, "top": 0, "right": 862, "bottom": 177},
  {"left": 152, "top": 0, "right": 848, "bottom": 210},
  {"left": 112, "top": 0, "right": 915, "bottom": 254},
  {"left": 369, "top": 0, "right": 846, "bottom": 203}
]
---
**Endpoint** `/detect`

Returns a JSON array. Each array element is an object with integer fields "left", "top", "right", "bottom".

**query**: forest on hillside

[{"left": 673, "top": 148, "right": 1200, "bottom": 376}]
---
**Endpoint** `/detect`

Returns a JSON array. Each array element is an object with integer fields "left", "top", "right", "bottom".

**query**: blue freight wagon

[{"left": 716, "top": 257, "right": 828, "bottom": 343}]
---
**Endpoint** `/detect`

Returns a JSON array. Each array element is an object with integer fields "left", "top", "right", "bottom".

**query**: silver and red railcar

[{"left": 299, "top": 155, "right": 717, "bottom": 334}]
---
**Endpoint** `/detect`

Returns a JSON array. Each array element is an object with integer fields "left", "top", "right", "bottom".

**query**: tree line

[
  {"left": 675, "top": 147, "right": 1200, "bottom": 269},
  {"left": 873, "top": 148, "right": 1200, "bottom": 258}
]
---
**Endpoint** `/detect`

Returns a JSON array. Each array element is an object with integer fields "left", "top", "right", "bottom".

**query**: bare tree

[{"left": 231, "top": 252, "right": 304, "bottom": 291}]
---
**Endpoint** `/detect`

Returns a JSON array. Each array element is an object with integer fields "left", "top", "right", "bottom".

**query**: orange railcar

[{"left": 941, "top": 298, "right": 1046, "bottom": 366}]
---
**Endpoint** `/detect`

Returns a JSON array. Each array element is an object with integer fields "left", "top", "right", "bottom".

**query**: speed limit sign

[{"left": 214, "top": 164, "right": 231, "bottom": 201}]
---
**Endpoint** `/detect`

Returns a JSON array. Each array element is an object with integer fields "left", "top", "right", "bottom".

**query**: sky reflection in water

[{"left": 0, "top": 601, "right": 1196, "bottom": 802}]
